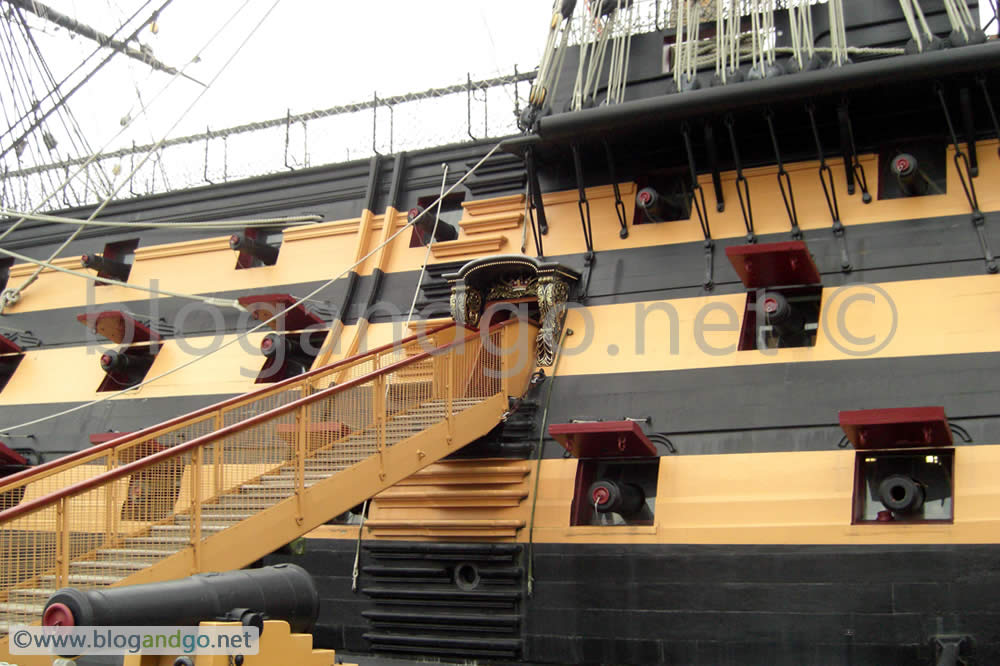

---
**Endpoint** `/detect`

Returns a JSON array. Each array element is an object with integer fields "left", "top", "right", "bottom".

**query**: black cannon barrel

[
  {"left": 43, "top": 564, "right": 319, "bottom": 634},
  {"left": 80, "top": 253, "right": 129, "bottom": 278},
  {"left": 588, "top": 479, "right": 645, "bottom": 517},
  {"left": 229, "top": 233, "right": 279, "bottom": 265}
]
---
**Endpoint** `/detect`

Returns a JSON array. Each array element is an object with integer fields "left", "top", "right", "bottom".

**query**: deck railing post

[
  {"left": 446, "top": 349, "right": 455, "bottom": 443},
  {"left": 374, "top": 373, "right": 387, "bottom": 479},
  {"left": 213, "top": 411, "right": 224, "bottom": 498},
  {"left": 294, "top": 403, "right": 307, "bottom": 525},
  {"left": 190, "top": 447, "right": 202, "bottom": 572},
  {"left": 105, "top": 450, "right": 118, "bottom": 544},
  {"left": 55, "top": 498, "right": 69, "bottom": 588}
]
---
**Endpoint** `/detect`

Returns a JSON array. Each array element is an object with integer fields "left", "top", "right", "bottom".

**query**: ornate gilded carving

[
  {"left": 449, "top": 286, "right": 483, "bottom": 327},
  {"left": 465, "top": 288, "right": 482, "bottom": 327},
  {"left": 485, "top": 274, "right": 538, "bottom": 302},
  {"left": 536, "top": 276, "right": 571, "bottom": 366},
  {"left": 446, "top": 255, "right": 579, "bottom": 368}
]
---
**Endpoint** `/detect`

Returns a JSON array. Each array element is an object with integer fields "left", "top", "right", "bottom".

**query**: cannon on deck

[{"left": 43, "top": 564, "right": 320, "bottom": 635}]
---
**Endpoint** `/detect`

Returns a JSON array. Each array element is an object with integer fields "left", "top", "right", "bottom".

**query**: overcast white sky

[
  {"left": 18, "top": 0, "right": 552, "bottom": 152},
  {"left": 21, "top": 1, "right": 996, "bottom": 154}
]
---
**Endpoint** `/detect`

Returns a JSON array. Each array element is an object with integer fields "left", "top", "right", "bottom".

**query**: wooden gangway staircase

[{"left": 0, "top": 319, "right": 536, "bottom": 661}]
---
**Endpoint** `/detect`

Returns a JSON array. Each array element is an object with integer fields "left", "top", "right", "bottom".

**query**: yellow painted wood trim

[
  {"left": 365, "top": 519, "right": 525, "bottom": 528},
  {"left": 462, "top": 193, "right": 525, "bottom": 216},
  {"left": 368, "top": 210, "right": 408, "bottom": 232},
  {"left": 429, "top": 235, "right": 508, "bottom": 258},
  {"left": 376, "top": 488, "right": 528, "bottom": 499},
  {"left": 134, "top": 237, "right": 231, "bottom": 260},
  {"left": 542, "top": 181, "right": 637, "bottom": 206},
  {"left": 282, "top": 218, "right": 361, "bottom": 240},
  {"left": 459, "top": 211, "right": 524, "bottom": 234},
  {"left": 9, "top": 255, "right": 82, "bottom": 277},
  {"left": 364, "top": 527, "right": 520, "bottom": 538},
  {"left": 373, "top": 497, "right": 526, "bottom": 508},
  {"left": 407, "top": 318, "right": 453, "bottom": 331}
]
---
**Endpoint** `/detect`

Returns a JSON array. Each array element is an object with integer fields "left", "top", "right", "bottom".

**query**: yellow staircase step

[
  {"left": 375, "top": 487, "right": 528, "bottom": 508},
  {"left": 364, "top": 518, "right": 526, "bottom": 538}
]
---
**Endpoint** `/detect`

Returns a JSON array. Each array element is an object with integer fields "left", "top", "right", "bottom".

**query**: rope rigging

[
  {"left": 0, "top": 209, "right": 323, "bottom": 230},
  {"left": 1, "top": 0, "right": 280, "bottom": 311},
  {"left": 0, "top": 0, "right": 182, "bottom": 164},
  {"left": 0, "top": 0, "right": 257, "bottom": 251},
  {"left": 11, "top": 5, "right": 116, "bottom": 200}
]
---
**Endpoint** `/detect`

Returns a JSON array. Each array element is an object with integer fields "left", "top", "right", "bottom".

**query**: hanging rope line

[
  {"left": 2, "top": 0, "right": 280, "bottom": 310},
  {"left": 0, "top": 140, "right": 506, "bottom": 434},
  {"left": 941, "top": 0, "right": 982, "bottom": 45},
  {"left": 0, "top": 0, "right": 157, "bottom": 151},
  {"left": 0, "top": 209, "right": 322, "bottom": 230},
  {"left": 899, "top": 0, "right": 937, "bottom": 52},
  {"left": 7, "top": 5, "right": 115, "bottom": 199},
  {"left": 404, "top": 163, "right": 449, "bottom": 329},
  {"left": 0, "top": 0, "right": 180, "bottom": 164},
  {"left": 787, "top": 0, "right": 817, "bottom": 71},
  {"left": 606, "top": 0, "right": 636, "bottom": 105},
  {"left": 0, "top": 245, "right": 246, "bottom": 310},
  {"left": 827, "top": 0, "right": 850, "bottom": 66}
]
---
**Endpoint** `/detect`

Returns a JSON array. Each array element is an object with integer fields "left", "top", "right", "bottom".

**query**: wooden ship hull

[{"left": 2, "top": 1, "right": 1000, "bottom": 664}]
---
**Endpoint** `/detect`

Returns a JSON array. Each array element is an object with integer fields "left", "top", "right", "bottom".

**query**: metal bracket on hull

[
  {"left": 937, "top": 84, "right": 999, "bottom": 274},
  {"left": 603, "top": 140, "right": 628, "bottom": 239},
  {"left": 681, "top": 123, "right": 714, "bottom": 290},
  {"left": 571, "top": 144, "right": 595, "bottom": 258},
  {"left": 704, "top": 122, "right": 725, "bottom": 213},
  {"left": 570, "top": 144, "right": 596, "bottom": 301},
  {"left": 725, "top": 114, "right": 756, "bottom": 243},
  {"left": 836, "top": 99, "right": 871, "bottom": 203},
  {"left": 764, "top": 109, "right": 802, "bottom": 241},
  {"left": 960, "top": 87, "right": 979, "bottom": 177},
  {"left": 806, "top": 104, "right": 851, "bottom": 273},
  {"left": 525, "top": 147, "right": 548, "bottom": 258},
  {"left": 931, "top": 635, "right": 973, "bottom": 666}
]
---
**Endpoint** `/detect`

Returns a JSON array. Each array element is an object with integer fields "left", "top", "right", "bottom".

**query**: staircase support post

[
  {"left": 105, "top": 449, "right": 118, "bottom": 545},
  {"left": 190, "top": 447, "right": 203, "bottom": 572},
  {"left": 213, "top": 410, "right": 224, "bottom": 499},
  {"left": 374, "top": 374, "right": 387, "bottom": 480},
  {"left": 294, "top": 403, "right": 307, "bottom": 525},
  {"left": 55, "top": 498, "right": 69, "bottom": 588},
  {"left": 446, "top": 350, "right": 455, "bottom": 445}
]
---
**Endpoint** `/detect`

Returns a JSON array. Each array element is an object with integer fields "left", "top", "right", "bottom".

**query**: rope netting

[{"left": 0, "top": 70, "right": 535, "bottom": 213}]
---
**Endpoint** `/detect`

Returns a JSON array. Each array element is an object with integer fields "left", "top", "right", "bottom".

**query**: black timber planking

[
  {"left": 525, "top": 543, "right": 1000, "bottom": 665},
  {"left": 274, "top": 539, "right": 1000, "bottom": 665},
  {"left": 359, "top": 542, "right": 525, "bottom": 660},
  {"left": 0, "top": 394, "right": 237, "bottom": 462},
  {"left": 539, "top": 352, "right": 1000, "bottom": 456}
]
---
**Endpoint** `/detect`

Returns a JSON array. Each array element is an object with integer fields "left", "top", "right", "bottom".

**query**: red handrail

[
  {"left": 0, "top": 319, "right": 516, "bottom": 523},
  {"left": 0, "top": 321, "right": 456, "bottom": 491}
]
